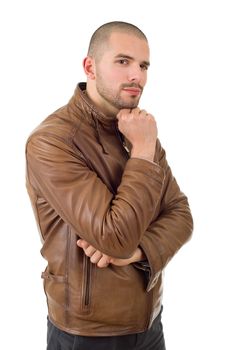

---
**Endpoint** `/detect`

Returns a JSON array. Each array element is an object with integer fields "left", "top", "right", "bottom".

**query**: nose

[{"left": 127, "top": 63, "right": 145, "bottom": 84}]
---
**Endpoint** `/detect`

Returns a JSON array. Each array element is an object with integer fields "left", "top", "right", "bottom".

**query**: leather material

[{"left": 25, "top": 83, "right": 193, "bottom": 336}]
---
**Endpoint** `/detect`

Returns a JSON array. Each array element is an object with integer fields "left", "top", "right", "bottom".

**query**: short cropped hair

[{"left": 87, "top": 21, "right": 148, "bottom": 61}]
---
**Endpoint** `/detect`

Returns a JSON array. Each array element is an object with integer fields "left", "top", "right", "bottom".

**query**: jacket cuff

[
  {"left": 133, "top": 259, "right": 151, "bottom": 278},
  {"left": 126, "top": 158, "right": 164, "bottom": 183}
]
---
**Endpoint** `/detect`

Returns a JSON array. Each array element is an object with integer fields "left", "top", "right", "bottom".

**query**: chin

[{"left": 123, "top": 99, "right": 139, "bottom": 109}]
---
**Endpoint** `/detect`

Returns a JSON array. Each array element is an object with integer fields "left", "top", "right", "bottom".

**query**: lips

[{"left": 122, "top": 88, "right": 141, "bottom": 96}]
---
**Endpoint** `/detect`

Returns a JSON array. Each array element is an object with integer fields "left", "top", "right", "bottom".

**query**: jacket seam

[
  {"left": 64, "top": 227, "right": 71, "bottom": 326},
  {"left": 34, "top": 195, "right": 45, "bottom": 241}
]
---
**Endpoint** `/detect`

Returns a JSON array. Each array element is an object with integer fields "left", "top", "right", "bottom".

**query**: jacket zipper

[
  {"left": 115, "top": 127, "right": 130, "bottom": 157},
  {"left": 83, "top": 255, "right": 91, "bottom": 307}
]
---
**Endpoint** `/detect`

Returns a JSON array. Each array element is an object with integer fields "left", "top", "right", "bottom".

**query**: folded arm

[
  {"left": 77, "top": 140, "right": 193, "bottom": 285},
  {"left": 26, "top": 133, "right": 165, "bottom": 258},
  {"left": 138, "top": 141, "right": 193, "bottom": 291}
]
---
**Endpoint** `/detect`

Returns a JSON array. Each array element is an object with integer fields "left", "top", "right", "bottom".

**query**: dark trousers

[{"left": 47, "top": 310, "right": 166, "bottom": 350}]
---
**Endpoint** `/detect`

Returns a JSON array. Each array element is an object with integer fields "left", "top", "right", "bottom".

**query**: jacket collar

[{"left": 71, "top": 82, "right": 118, "bottom": 129}]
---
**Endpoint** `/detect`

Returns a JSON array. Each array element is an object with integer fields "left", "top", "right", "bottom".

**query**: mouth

[{"left": 122, "top": 87, "right": 142, "bottom": 96}]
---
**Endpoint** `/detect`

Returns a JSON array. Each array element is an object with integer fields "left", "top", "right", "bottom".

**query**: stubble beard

[{"left": 96, "top": 78, "right": 141, "bottom": 111}]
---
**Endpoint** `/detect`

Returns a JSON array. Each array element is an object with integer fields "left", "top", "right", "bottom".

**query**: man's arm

[
  {"left": 26, "top": 109, "right": 163, "bottom": 259},
  {"left": 138, "top": 139, "right": 193, "bottom": 291},
  {"left": 77, "top": 139, "right": 193, "bottom": 291},
  {"left": 77, "top": 239, "right": 145, "bottom": 268}
]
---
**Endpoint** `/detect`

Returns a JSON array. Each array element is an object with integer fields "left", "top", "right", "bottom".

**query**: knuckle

[
  {"left": 90, "top": 256, "right": 97, "bottom": 263},
  {"left": 97, "top": 262, "right": 105, "bottom": 268},
  {"left": 85, "top": 251, "right": 92, "bottom": 257},
  {"left": 85, "top": 247, "right": 95, "bottom": 256},
  {"left": 140, "top": 109, "right": 147, "bottom": 114}
]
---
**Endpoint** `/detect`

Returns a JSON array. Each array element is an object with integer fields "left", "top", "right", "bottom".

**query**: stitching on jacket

[{"left": 64, "top": 227, "right": 71, "bottom": 326}]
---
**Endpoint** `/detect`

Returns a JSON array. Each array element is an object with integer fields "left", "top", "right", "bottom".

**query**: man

[{"left": 26, "top": 21, "right": 193, "bottom": 350}]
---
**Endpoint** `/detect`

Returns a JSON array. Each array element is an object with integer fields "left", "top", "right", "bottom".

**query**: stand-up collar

[{"left": 71, "top": 82, "right": 118, "bottom": 129}]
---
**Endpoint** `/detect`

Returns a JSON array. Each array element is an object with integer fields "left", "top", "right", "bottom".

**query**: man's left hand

[{"left": 77, "top": 239, "right": 145, "bottom": 268}]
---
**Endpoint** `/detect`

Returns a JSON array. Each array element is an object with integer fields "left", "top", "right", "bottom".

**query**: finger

[
  {"left": 77, "top": 239, "right": 89, "bottom": 249},
  {"left": 130, "top": 107, "right": 142, "bottom": 116},
  {"left": 97, "top": 255, "right": 111, "bottom": 268},
  {"left": 90, "top": 250, "right": 103, "bottom": 264},
  {"left": 84, "top": 245, "right": 97, "bottom": 257},
  {"left": 110, "top": 258, "right": 131, "bottom": 267},
  {"left": 131, "top": 107, "right": 141, "bottom": 113},
  {"left": 117, "top": 107, "right": 140, "bottom": 120},
  {"left": 138, "top": 109, "right": 148, "bottom": 117},
  {"left": 116, "top": 109, "right": 131, "bottom": 120},
  {"left": 116, "top": 109, "right": 129, "bottom": 119}
]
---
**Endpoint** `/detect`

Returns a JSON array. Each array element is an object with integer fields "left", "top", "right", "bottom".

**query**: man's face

[{"left": 93, "top": 32, "right": 150, "bottom": 114}]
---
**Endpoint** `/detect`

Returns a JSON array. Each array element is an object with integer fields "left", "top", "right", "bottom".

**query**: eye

[
  {"left": 118, "top": 59, "right": 128, "bottom": 65},
  {"left": 140, "top": 64, "right": 148, "bottom": 71}
]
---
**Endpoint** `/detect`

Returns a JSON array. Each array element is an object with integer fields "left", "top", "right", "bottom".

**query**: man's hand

[
  {"left": 116, "top": 108, "right": 157, "bottom": 162},
  {"left": 77, "top": 239, "right": 111, "bottom": 268},
  {"left": 110, "top": 247, "right": 145, "bottom": 266},
  {"left": 77, "top": 239, "right": 145, "bottom": 268}
]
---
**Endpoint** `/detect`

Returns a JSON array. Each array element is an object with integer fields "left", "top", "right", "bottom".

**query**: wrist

[
  {"left": 131, "top": 248, "right": 146, "bottom": 263},
  {"left": 131, "top": 146, "right": 155, "bottom": 162},
  {"left": 130, "top": 153, "right": 155, "bottom": 162}
]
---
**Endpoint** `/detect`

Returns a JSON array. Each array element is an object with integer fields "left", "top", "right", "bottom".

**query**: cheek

[
  {"left": 139, "top": 76, "right": 147, "bottom": 90},
  {"left": 108, "top": 65, "right": 127, "bottom": 79},
  {"left": 101, "top": 68, "right": 121, "bottom": 85},
  {"left": 142, "top": 72, "right": 147, "bottom": 85},
  {"left": 111, "top": 69, "right": 125, "bottom": 81}
]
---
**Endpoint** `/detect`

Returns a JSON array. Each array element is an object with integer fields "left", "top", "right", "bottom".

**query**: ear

[{"left": 83, "top": 56, "right": 96, "bottom": 80}]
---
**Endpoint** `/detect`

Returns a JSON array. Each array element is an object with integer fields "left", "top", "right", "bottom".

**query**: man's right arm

[{"left": 26, "top": 129, "right": 164, "bottom": 259}]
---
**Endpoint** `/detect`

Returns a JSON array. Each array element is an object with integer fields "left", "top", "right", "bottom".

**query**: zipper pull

[{"left": 122, "top": 142, "right": 130, "bottom": 153}]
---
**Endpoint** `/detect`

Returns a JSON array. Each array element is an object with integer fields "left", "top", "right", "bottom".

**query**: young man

[{"left": 26, "top": 21, "right": 193, "bottom": 350}]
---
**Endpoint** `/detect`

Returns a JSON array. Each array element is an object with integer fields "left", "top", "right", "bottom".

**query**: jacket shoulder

[{"left": 26, "top": 105, "right": 83, "bottom": 148}]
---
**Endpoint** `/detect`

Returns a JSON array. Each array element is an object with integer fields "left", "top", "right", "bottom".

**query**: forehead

[{"left": 105, "top": 32, "right": 150, "bottom": 60}]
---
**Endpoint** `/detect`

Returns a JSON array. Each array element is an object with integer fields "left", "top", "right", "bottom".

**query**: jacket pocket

[
  {"left": 41, "top": 269, "right": 68, "bottom": 312},
  {"left": 41, "top": 271, "right": 67, "bottom": 283}
]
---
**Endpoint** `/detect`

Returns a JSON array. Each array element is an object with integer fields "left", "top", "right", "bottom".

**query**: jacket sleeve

[
  {"left": 138, "top": 140, "right": 193, "bottom": 292},
  {"left": 26, "top": 133, "right": 166, "bottom": 259}
]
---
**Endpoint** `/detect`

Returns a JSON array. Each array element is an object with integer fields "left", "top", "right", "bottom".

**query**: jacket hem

[
  {"left": 48, "top": 306, "right": 162, "bottom": 337},
  {"left": 48, "top": 316, "right": 149, "bottom": 337}
]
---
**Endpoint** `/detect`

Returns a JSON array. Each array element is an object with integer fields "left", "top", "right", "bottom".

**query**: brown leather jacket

[{"left": 25, "top": 83, "right": 193, "bottom": 336}]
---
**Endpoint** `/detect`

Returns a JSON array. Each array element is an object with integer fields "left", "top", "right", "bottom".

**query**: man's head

[
  {"left": 87, "top": 21, "right": 148, "bottom": 63},
  {"left": 83, "top": 21, "right": 150, "bottom": 117}
]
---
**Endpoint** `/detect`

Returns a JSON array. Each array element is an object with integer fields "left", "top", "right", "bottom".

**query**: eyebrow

[{"left": 114, "top": 53, "right": 150, "bottom": 67}]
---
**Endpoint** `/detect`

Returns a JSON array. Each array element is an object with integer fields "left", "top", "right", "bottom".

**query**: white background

[{"left": 1, "top": 0, "right": 232, "bottom": 348}]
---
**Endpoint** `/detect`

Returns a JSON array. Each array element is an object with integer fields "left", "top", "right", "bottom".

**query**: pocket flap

[{"left": 41, "top": 271, "right": 67, "bottom": 283}]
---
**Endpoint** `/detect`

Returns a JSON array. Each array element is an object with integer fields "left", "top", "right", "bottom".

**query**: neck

[{"left": 86, "top": 80, "right": 118, "bottom": 119}]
